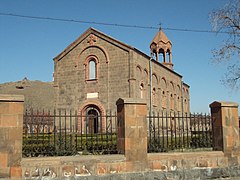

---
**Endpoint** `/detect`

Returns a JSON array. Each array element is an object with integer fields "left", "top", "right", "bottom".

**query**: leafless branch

[{"left": 210, "top": 0, "right": 240, "bottom": 89}]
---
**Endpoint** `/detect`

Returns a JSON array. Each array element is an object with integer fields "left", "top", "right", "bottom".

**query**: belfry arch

[{"left": 150, "top": 29, "right": 173, "bottom": 69}]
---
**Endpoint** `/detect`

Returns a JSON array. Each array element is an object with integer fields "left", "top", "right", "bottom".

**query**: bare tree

[{"left": 209, "top": 0, "right": 240, "bottom": 89}]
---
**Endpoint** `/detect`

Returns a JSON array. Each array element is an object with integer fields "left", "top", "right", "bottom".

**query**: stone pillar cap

[
  {"left": 116, "top": 98, "right": 146, "bottom": 106},
  {"left": 209, "top": 101, "right": 238, "bottom": 108},
  {"left": 0, "top": 94, "right": 24, "bottom": 102}
]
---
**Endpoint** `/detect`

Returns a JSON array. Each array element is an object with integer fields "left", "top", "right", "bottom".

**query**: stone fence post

[
  {"left": 0, "top": 94, "right": 24, "bottom": 179},
  {"left": 210, "top": 101, "right": 239, "bottom": 154},
  {"left": 116, "top": 98, "right": 147, "bottom": 171}
]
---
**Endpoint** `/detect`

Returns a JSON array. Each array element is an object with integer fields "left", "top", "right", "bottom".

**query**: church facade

[{"left": 53, "top": 28, "right": 190, "bottom": 118}]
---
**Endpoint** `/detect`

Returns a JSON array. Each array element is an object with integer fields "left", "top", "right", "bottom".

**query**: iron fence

[
  {"left": 23, "top": 109, "right": 118, "bottom": 157},
  {"left": 147, "top": 112, "right": 213, "bottom": 153}
]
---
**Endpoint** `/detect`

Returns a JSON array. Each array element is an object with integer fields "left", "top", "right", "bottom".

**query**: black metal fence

[
  {"left": 23, "top": 109, "right": 118, "bottom": 157},
  {"left": 147, "top": 112, "right": 213, "bottom": 153}
]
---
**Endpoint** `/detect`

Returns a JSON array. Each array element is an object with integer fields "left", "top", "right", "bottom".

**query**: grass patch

[{"left": 23, "top": 133, "right": 117, "bottom": 157}]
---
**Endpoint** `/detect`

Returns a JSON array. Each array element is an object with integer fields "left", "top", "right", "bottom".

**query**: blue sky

[{"left": 0, "top": 0, "right": 239, "bottom": 113}]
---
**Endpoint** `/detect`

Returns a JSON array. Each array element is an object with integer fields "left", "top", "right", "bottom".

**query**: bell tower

[{"left": 150, "top": 29, "right": 173, "bottom": 69}]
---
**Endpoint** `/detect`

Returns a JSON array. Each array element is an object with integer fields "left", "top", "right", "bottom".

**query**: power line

[
  {"left": 0, "top": 12, "right": 157, "bottom": 30},
  {"left": 0, "top": 12, "right": 230, "bottom": 34}
]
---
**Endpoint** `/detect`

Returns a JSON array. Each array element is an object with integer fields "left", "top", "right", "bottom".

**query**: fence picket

[
  {"left": 23, "top": 109, "right": 118, "bottom": 157},
  {"left": 147, "top": 111, "right": 213, "bottom": 153}
]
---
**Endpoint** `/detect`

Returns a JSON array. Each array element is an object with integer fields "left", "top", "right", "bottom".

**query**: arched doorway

[
  {"left": 86, "top": 107, "right": 100, "bottom": 134},
  {"left": 79, "top": 101, "right": 106, "bottom": 134}
]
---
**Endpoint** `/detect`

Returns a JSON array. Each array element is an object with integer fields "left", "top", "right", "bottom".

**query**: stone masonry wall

[
  {"left": 133, "top": 51, "right": 190, "bottom": 112},
  {"left": 54, "top": 30, "right": 131, "bottom": 112},
  {"left": 0, "top": 94, "right": 24, "bottom": 179},
  {"left": 54, "top": 28, "right": 190, "bottom": 114}
]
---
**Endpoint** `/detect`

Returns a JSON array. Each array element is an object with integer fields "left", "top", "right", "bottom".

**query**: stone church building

[{"left": 53, "top": 27, "right": 190, "bottom": 118}]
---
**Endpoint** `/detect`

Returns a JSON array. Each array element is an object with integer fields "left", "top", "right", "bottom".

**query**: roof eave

[{"left": 53, "top": 27, "right": 135, "bottom": 62}]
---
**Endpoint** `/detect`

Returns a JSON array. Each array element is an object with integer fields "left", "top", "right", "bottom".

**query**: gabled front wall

[{"left": 54, "top": 30, "right": 131, "bottom": 113}]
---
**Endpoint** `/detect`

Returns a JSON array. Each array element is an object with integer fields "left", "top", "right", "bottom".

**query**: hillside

[{"left": 0, "top": 78, "right": 55, "bottom": 110}]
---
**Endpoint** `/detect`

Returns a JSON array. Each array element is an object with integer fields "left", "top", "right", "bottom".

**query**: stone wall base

[
  {"left": 18, "top": 166, "right": 240, "bottom": 180},
  {"left": 73, "top": 167, "right": 240, "bottom": 180},
  {"left": 20, "top": 151, "right": 239, "bottom": 179}
]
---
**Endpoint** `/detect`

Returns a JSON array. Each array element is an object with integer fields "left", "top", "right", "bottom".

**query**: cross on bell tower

[{"left": 150, "top": 28, "right": 173, "bottom": 69}]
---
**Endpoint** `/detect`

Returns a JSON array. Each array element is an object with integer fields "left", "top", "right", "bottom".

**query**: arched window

[
  {"left": 144, "top": 69, "right": 148, "bottom": 85},
  {"left": 184, "top": 99, "right": 187, "bottom": 112},
  {"left": 140, "top": 83, "right": 146, "bottom": 99},
  {"left": 177, "top": 96, "right": 181, "bottom": 112},
  {"left": 89, "top": 60, "right": 96, "bottom": 80},
  {"left": 152, "top": 87, "right": 157, "bottom": 107},
  {"left": 170, "top": 93, "right": 174, "bottom": 110},
  {"left": 84, "top": 56, "right": 98, "bottom": 81},
  {"left": 161, "top": 78, "right": 167, "bottom": 109},
  {"left": 162, "top": 90, "right": 166, "bottom": 109}
]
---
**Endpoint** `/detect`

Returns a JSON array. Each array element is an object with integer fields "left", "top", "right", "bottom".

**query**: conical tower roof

[
  {"left": 150, "top": 29, "right": 172, "bottom": 46},
  {"left": 150, "top": 29, "right": 173, "bottom": 70}
]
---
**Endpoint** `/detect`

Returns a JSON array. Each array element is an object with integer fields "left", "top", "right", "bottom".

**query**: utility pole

[
  {"left": 181, "top": 80, "right": 184, "bottom": 113},
  {"left": 149, "top": 52, "right": 153, "bottom": 114}
]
